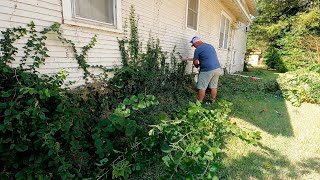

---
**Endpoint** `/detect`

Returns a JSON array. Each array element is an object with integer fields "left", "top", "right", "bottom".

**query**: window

[
  {"left": 73, "top": 0, "right": 115, "bottom": 25},
  {"left": 187, "top": 0, "right": 199, "bottom": 30},
  {"left": 219, "top": 14, "right": 230, "bottom": 49},
  {"left": 62, "top": 0, "right": 122, "bottom": 32}
]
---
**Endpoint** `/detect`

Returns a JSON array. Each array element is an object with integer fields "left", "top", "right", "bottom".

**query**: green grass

[
  {"left": 241, "top": 66, "right": 280, "bottom": 80},
  {"left": 218, "top": 68, "right": 320, "bottom": 180}
]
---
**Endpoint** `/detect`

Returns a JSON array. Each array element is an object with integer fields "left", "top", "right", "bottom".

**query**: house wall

[
  {"left": 230, "top": 26, "right": 247, "bottom": 73},
  {"left": 0, "top": 0, "right": 250, "bottom": 86}
]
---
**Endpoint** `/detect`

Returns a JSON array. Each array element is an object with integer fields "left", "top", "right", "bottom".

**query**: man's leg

[
  {"left": 208, "top": 68, "right": 222, "bottom": 102},
  {"left": 198, "top": 89, "right": 206, "bottom": 103},
  {"left": 210, "top": 88, "right": 217, "bottom": 101}
]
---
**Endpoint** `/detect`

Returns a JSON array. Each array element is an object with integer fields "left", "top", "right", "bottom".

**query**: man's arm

[
  {"left": 182, "top": 57, "right": 200, "bottom": 68},
  {"left": 182, "top": 57, "right": 194, "bottom": 61},
  {"left": 193, "top": 59, "right": 200, "bottom": 68}
]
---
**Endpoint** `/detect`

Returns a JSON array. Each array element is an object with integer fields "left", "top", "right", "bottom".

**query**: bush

[
  {"left": 264, "top": 48, "right": 287, "bottom": 72},
  {"left": 148, "top": 100, "right": 261, "bottom": 179},
  {"left": 277, "top": 67, "right": 320, "bottom": 106}
]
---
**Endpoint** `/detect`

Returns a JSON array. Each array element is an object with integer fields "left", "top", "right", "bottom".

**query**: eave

[
  {"left": 218, "top": 0, "right": 256, "bottom": 25},
  {"left": 246, "top": 0, "right": 257, "bottom": 16}
]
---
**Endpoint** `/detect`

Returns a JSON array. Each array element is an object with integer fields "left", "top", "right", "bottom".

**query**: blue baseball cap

[{"left": 190, "top": 36, "right": 201, "bottom": 46}]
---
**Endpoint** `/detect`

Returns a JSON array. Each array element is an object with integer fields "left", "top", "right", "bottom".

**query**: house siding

[
  {"left": 231, "top": 27, "right": 247, "bottom": 73},
  {"left": 0, "top": 0, "right": 252, "bottom": 86}
]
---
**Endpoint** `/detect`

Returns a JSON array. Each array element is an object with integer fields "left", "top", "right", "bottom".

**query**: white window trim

[
  {"left": 62, "top": 0, "right": 123, "bottom": 33},
  {"left": 218, "top": 12, "right": 231, "bottom": 50},
  {"left": 186, "top": 0, "right": 200, "bottom": 31}
]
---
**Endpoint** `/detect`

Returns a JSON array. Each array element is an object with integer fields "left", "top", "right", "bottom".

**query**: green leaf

[
  {"left": 138, "top": 101, "right": 146, "bottom": 109},
  {"left": 4, "top": 117, "right": 11, "bottom": 124},
  {"left": 162, "top": 155, "right": 171, "bottom": 167},
  {"left": 209, "top": 165, "right": 218, "bottom": 173},
  {"left": 194, "top": 146, "right": 201, "bottom": 154},
  {"left": 162, "top": 143, "right": 173, "bottom": 153},
  {"left": 210, "top": 147, "right": 221, "bottom": 155},
  {"left": 123, "top": 109, "right": 131, "bottom": 117},
  {"left": 146, "top": 95, "right": 155, "bottom": 101},
  {"left": 159, "top": 113, "right": 167, "bottom": 120},
  {"left": 15, "top": 144, "right": 28, "bottom": 152},
  {"left": 118, "top": 103, "right": 126, "bottom": 110},
  {"left": 24, "top": 111, "right": 30, "bottom": 116},
  {"left": 39, "top": 112, "right": 46, "bottom": 120},
  {"left": 123, "top": 98, "right": 130, "bottom": 105},
  {"left": 148, "top": 129, "right": 155, "bottom": 136},
  {"left": 204, "top": 151, "right": 214, "bottom": 161},
  {"left": 95, "top": 139, "right": 103, "bottom": 148},
  {"left": 44, "top": 88, "right": 50, "bottom": 97},
  {"left": 48, "top": 149, "right": 54, "bottom": 156},
  {"left": 16, "top": 114, "right": 21, "bottom": 120},
  {"left": 132, "top": 104, "right": 139, "bottom": 110},
  {"left": 130, "top": 95, "right": 139, "bottom": 103},
  {"left": 138, "top": 93, "right": 145, "bottom": 100},
  {"left": 1, "top": 91, "right": 11, "bottom": 98},
  {"left": 4, "top": 109, "right": 11, "bottom": 116}
]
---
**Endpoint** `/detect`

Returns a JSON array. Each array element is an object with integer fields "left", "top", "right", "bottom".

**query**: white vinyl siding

[
  {"left": 219, "top": 14, "right": 230, "bottom": 49},
  {"left": 74, "top": 0, "right": 115, "bottom": 25},
  {"left": 187, "top": 0, "right": 199, "bottom": 30}
]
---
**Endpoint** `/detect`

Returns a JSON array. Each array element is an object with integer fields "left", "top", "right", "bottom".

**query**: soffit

[{"left": 245, "top": 0, "right": 257, "bottom": 16}]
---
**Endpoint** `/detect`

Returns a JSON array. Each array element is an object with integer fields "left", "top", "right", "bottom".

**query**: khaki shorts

[{"left": 197, "top": 68, "right": 222, "bottom": 89}]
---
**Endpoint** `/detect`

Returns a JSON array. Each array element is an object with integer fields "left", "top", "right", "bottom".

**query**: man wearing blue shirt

[{"left": 190, "top": 36, "right": 222, "bottom": 103}]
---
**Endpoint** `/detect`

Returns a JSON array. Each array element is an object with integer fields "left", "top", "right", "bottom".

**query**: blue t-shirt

[{"left": 194, "top": 43, "right": 220, "bottom": 72}]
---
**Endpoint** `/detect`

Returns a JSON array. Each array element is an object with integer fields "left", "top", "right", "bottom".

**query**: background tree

[{"left": 247, "top": 0, "right": 320, "bottom": 72}]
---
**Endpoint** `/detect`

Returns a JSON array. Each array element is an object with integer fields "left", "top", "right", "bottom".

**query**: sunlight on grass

[
  {"left": 241, "top": 66, "right": 281, "bottom": 80},
  {"left": 219, "top": 68, "right": 320, "bottom": 180}
]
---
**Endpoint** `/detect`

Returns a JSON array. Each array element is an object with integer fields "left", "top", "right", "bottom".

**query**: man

[{"left": 188, "top": 36, "right": 222, "bottom": 103}]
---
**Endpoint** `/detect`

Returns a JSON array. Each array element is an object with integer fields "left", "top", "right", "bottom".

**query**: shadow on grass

[
  {"left": 219, "top": 145, "right": 320, "bottom": 180},
  {"left": 217, "top": 74, "right": 294, "bottom": 137}
]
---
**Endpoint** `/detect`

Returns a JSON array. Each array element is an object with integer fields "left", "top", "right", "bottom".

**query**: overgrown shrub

[
  {"left": 113, "top": 7, "right": 194, "bottom": 100},
  {"left": 264, "top": 48, "right": 287, "bottom": 72},
  {"left": 277, "top": 67, "right": 320, "bottom": 106},
  {"left": 0, "top": 21, "right": 159, "bottom": 179},
  {"left": 148, "top": 100, "right": 261, "bottom": 179}
]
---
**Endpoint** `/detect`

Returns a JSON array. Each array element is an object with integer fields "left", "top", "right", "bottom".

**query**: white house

[{"left": 0, "top": 0, "right": 256, "bottom": 86}]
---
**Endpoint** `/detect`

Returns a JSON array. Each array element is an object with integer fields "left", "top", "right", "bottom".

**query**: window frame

[
  {"left": 186, "top": 0, "right": 200, "bottom": 31},
  {"left": 62, "top": 0, "right": 123, "bottom": 33},
  {"left": 218, "top": 13, "right": 231, "bottom": 50}
]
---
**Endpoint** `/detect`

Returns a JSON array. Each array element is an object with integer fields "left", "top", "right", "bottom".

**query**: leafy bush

[
  {"left": 113, "top": 7, "right": 194, "bottom": 100},
  {"left": 148, "top": 100, "right": 261, "bottom": 179},
  {"left": 0, "top": 21, "right": 160, "bottom": 179},
  {"left": 264, "top": 48, "right": 287, "bottom": 72},
  {"left": 277, "top": 67, "right": 320, "bottom": 106}
]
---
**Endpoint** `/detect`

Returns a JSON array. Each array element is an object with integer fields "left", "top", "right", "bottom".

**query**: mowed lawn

[{"left": 218, "top": 68, "right": 320, "bottom": 180}]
